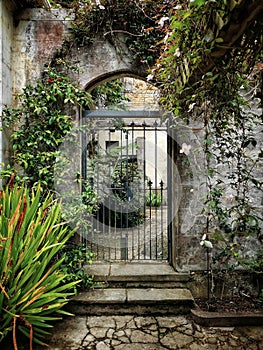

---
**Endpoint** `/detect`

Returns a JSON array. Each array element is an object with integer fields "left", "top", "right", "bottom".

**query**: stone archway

[{"left": 79, "top": 74, "right": 172, "bottom": 263}]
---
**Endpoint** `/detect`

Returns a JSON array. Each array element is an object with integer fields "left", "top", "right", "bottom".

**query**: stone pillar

[{"left": 0, "top": 1, "right": 16, "bottom": 184}]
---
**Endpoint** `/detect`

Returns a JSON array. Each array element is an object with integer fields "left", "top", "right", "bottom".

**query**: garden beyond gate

[{"left": 82, "top": 110, "right": 172, "bottom": 261}]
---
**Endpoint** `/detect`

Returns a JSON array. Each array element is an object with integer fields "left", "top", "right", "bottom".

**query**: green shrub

[
  {"left": 146, "top": 191, "right": 162, "bottom": 207},
  {"left": 57, "top": 242, "right": 94, "bottom": 289},
  {"left": 0, "top": 182, "right": 79, "bottom": 348}
]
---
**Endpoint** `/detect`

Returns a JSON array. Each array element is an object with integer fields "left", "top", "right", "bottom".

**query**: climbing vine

[
  {"left": 152, "top": 0, "right": 263, "bottom": 269},
  {"left": 54, "top": 0, "right": 175, "bottom": 67},
  {"left": 3, "top": 66, "right": 92, "bottom": 190}
]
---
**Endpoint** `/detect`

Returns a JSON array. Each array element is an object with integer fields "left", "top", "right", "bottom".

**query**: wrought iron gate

[{"left": 82, "top": 110, "right": 170, "bottom": 260}]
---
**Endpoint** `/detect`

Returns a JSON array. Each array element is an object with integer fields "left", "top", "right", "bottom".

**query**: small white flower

[
  {"left": 190, "top": 188, "right": 194, "bottom": 193},
  {"left": 188, "top": 102, "right": 196, "bottom": 112},
  {"left": 204, "top": 240, "right": 213, "bottom": 249},
  {"left": 146, "top": 74, "right": 154, "bottom": 81},
  {"left": 158, "top": 17, "right": 170, "bottom": 27},
  {"left": 164, "top": 33, "right": 170, "bottom": 43},
  {"left": 200, "top": 234, "right": 213, "bottom": 249},
  {"left": 174, "top": 48, "right": 181, "bottom": 57},
  {"left": 180, "top": 143, "right": 192, "bottom": 155},
  {"left": 95, "top": 0, "right": 105, "bottom": 9}
]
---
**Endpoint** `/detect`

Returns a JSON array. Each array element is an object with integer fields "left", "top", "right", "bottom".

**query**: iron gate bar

[
  {"left": 82, "top": 110, "right": 169, "bottom": 261},
  {"left": 154, "top": 122, "right": 158, "bottom": 259},
  {"left": 83, "top": 110, "right": 161, "bottom": 118}
]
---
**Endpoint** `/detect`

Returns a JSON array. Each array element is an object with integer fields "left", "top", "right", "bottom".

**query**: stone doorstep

[
  {"left": 68, "top": 288, "right": 194, "bottom": 316},
  {"left": 191, "top": 309, "right": 263, "bottom": 327},
  {"left": 71, "top": 288, "right": 194, "bottom": 305},
  {"left": 85, "top": 262, "right": 191, "bottom": 284}
]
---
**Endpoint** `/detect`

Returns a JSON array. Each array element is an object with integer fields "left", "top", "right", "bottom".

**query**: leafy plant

[
  {"left": 68, "top": 0, "right": 173, "bottom": 67},
  {"left": 0, "top": 182, "right": 79, "bottom": 348},
  {"left": 2, "top": 66, "right": 92, "bottom": 191},
  {"left": 146, "top": 191, "right": 162, "bottom": 207},
  {"left": 246, "top": 248, "right": 263, "bottom": 275},
  {"left": 57, "top": 243, "right": 94, "bottom": 289},
  {"left": 153, "top": 0, "right": 263, "bottom": 271},
  {"left": 91, "top": 78, "right": 130, "bottom": 110}
]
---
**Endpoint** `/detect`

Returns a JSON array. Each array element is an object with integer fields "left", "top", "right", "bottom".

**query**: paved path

[{"left": 31, "top": 314, "right": 262, "bottom": 350}]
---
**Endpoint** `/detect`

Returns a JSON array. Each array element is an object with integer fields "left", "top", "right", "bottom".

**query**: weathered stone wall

[
  {"left": 0, "top": 0, "right": 17, "bottom": 174},
  {"left": 13, "top": 8, "right": 71, "bottom": 92}
]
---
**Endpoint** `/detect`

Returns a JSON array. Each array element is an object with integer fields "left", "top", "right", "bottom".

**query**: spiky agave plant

[{"left": 0, "top": 182, "right": 79, "bottom": 349}]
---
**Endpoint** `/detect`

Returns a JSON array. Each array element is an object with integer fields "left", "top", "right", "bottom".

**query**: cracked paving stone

[
  {"left": 45, "top": 317, "right": 88, "bottom": 348},
  {"left": 229, "top": 338, "right": 239, "bottom": 347},
  {"left": 96, "top": 340, "right": 110, "bottom": 350},
  {"left": 134, "top": 316, "right": 157, "bottom": 328},
  {"left": 221, "top": 345, "right": 232, "bottom": 350},
  {"left": 90, "top": 327, "right": 108, "bottom": 338},
  {"left": 124, "top": 328, "right": 132, "bottom": 337},
  {"left": 112, "top": 339, "right": 122, "bottom": 346},
  {"left": 159, "top": 328, "right": 167, "bottom": 334},
  {"left": 183, "top": 328, "right": 194, "bottom": 336},
  {"left": 194, "top": 331, "right": 204, "bottom": 338},
  {"left": 218, "top": 335, "right": 227, "bottom": 342},
  {"left": 156, "top": 316, "right": 188, "bottom": 328},
  {"left": 130, "top": 329, "right": 158, "bottom": 343},
  {"left": 114, "top": 316, "right": 134, "bottom": 329},
  {"left": 106, "top": 328, "right": 115, "bottom": 338},
  {"left": 115, "top": 330, "right": 126, "bottom": 337},
  {"left": 86, "top": 316, "right": 116, "bottom": 328},
  {"left": 161, "top": 331, "right": 194, "bottom": 348},
  {"left": 189, "top": 343, "right": 208, "bottom": 350},
  {"left": 248, "top": 344, "right": 260, "bottom": 350},
  {"left": 126, "top": 319, "right": 137, "bottom": 329},
  {"left": 82, "top": 334, "right": 95, "bottom": 346},
  {"left": 207, "top": 336, "right": 217, "bottom": 344},
  {"left": 118, "top": 336, "right": 130, "bottom": 343},
  {"left": 29, "top": 315, "right": 263, "bottom": 350},
  {"left": 115, "top": 344, "right": 166, "bottom": 350},
  {"left": 238, "top": 326, "right": 263, "bottom": 341}
]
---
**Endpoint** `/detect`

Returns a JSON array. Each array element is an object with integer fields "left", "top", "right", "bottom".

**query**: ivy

[
  {"left": 2, "top": 67, "right": 92, "bottom": 190},
  {"left": 152, "top": 0, "right": 263, "bottom": 268},
  {"left": 63, "top": 0, "right": 175, "bottom": 67},
  {"left": 91, "top": 79, "right": 130, "bottom": 109}
]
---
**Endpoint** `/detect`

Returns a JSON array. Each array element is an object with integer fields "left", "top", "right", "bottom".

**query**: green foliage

[
  {"left": 111, "top": 159, "right": 140, "bottom": 201},
  {"left": 146, "top": 191, "right": 162, "bottom": 207},
  {"left": 68, "top": 0, "right": 174, "bottom": 67},
  {"left": 2, "top": 67, "right": 92, "bottom": 191},
  {"left": 98, "top": 158, "right": 144, "bottom": 228},
  {"left": 57, "top": 243, "right": 94, "bottom": 289},
  {"left": 0, "top": 183, "right": 78, "bottom": 347},
  {"left": 243, "top": 248, "right": 263, "bottom": 275},
  {"left": 153, "top": 1, "right": 263, "bottom": 267},
  {"left": 91, "top": 79, "right": 130, "bottom": 109}
]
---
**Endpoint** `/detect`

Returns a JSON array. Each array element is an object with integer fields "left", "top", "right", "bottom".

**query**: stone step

[
  {"left": 85, "top": 261, "right": 191, "bottom": 288},
  {"left": 67, "top": 288, "right": 194, "bottom": 316}
]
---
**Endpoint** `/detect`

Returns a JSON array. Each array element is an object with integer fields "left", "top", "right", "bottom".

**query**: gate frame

[{"left": 82, "top": 109, "right": 173, "bottom": 265}]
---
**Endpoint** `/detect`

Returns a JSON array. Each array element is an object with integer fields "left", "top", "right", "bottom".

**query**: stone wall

[
  {"left": 13, "top": 8, "right": 71, "bottom": 92},
  {"left": 0, "top": 0, "right": 16, "bottom": 174}
]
